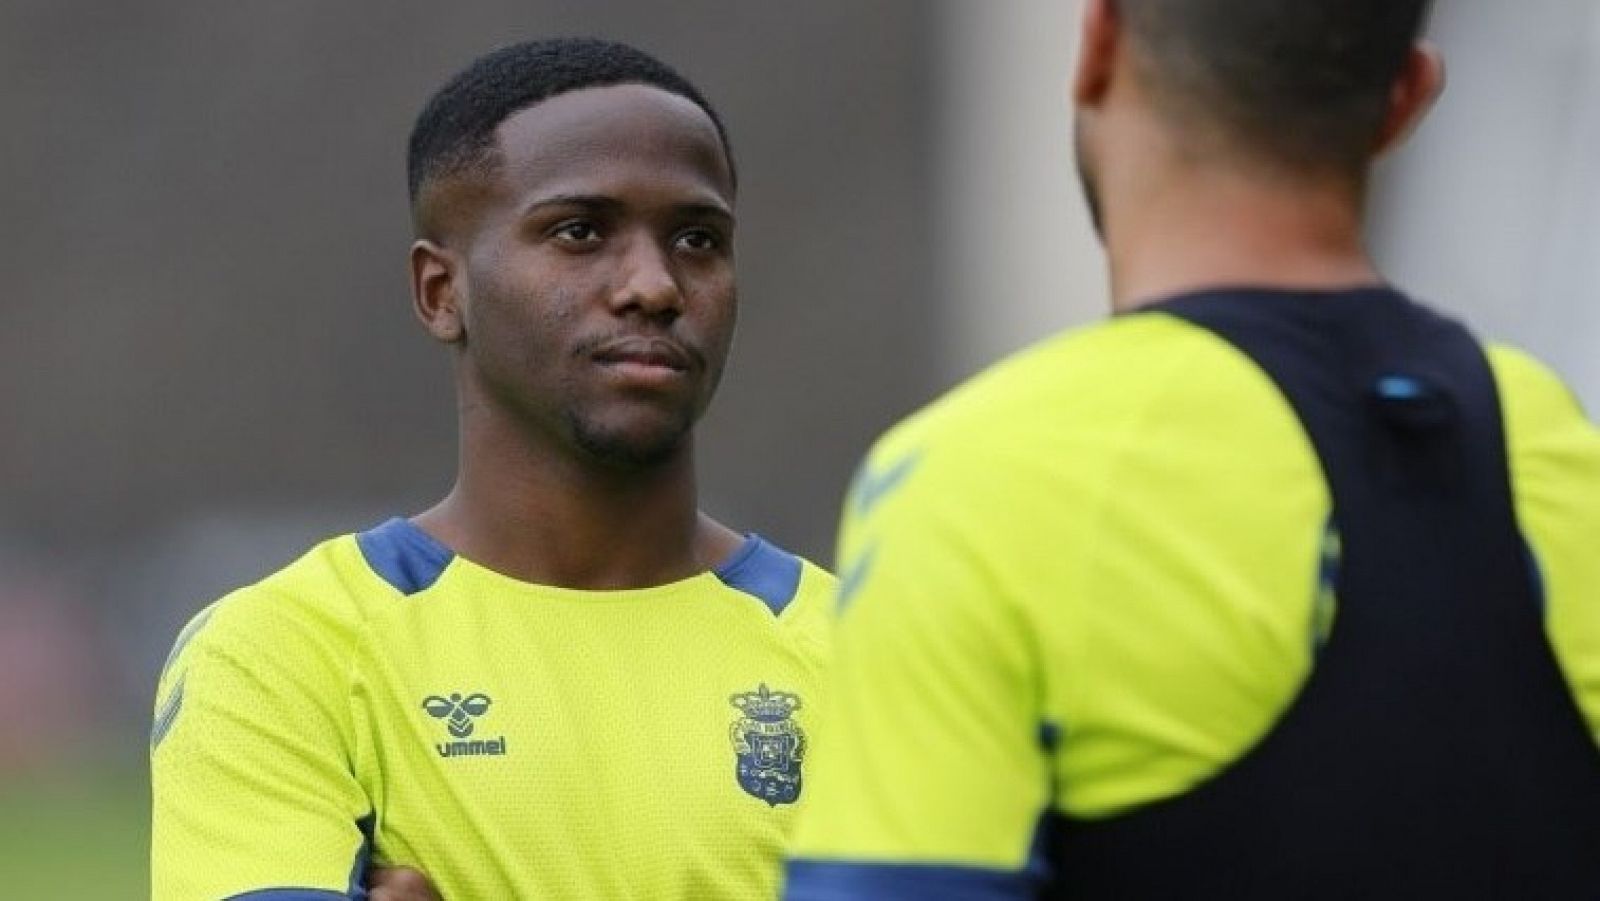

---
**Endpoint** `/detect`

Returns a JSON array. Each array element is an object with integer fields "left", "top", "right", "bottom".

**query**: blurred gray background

[{"left": 2, "top": 1, "right": 1596, "bottom": 896}]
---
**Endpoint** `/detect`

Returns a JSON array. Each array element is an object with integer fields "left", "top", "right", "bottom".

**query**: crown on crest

[{"left": 730, "top": 684, "right": 801, "bottom": 722}]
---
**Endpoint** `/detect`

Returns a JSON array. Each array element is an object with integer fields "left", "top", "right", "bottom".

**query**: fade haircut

[
  {"left": 1120, "top": 0, "right": 1435, "bottom": 174},
  {"left": 406, "top": 37, "right": 734, "bottom": 234}
]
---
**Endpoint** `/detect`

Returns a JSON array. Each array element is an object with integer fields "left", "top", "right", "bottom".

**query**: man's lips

[{"left": 589, "top": 337, "right": 694, "bottom": 374}]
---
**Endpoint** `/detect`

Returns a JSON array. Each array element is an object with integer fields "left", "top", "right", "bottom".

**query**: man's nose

[{"left": 609, "top": 234, "right": 683, "bottom": 318}]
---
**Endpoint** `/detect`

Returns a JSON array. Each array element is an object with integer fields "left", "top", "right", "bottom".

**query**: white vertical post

[
  {"left": 935, "top": 0, "right": 1107, "bottom": 383},
  {"left": 1373, "top": 0, "right": 1600, "bottom": 411}
]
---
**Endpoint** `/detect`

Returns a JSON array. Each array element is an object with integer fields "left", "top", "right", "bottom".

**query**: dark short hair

[
  {"left": 1121, "top": 0, "right": 1435, "bottom": 173},
  {"left": 406, "top": 37, "right": 734, "bottom": 229}
]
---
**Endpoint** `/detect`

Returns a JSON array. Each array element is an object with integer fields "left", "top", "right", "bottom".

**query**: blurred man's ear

[
  {"left": 410, "top": 240, "right": 467, "bottom": 344},
  {"left": 1073, "top": 0, "right": 1123, "bottom": 108},
  {"left": 1374, "top": 42, "right": 1447, "bottom": 157}
]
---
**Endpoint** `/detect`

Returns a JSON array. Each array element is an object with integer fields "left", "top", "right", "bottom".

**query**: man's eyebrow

[
  {"left": 675, "top": 201, "right": 736, "bottom": 223},
  {"left": 518, "top": 194, "right": 623, "bottom": 218},
  {"left": 518, "top": 194, "right": 735, "bottom": 222}
]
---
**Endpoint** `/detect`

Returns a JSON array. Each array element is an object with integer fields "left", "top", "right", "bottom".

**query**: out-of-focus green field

[{"left": 0, "top": 763, "right": 147, "bottom": 899}]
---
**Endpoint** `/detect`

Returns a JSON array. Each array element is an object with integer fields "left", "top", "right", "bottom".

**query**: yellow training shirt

[
  {"left": 152, "top": 519, "right": 832, "bottom": 900},
  {"left": 787, "top": 295, "right": 1600, "bottom": 897}
]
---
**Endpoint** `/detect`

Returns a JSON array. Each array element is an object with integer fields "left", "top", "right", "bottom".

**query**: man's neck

[
  {"left": 1103, "top": 162, "right": 1383, "bottom": 313},
  {"left": 415, "top": 408, "right": 739, "bottom": 591}
]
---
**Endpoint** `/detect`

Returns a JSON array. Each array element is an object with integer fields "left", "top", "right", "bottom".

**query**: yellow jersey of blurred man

[{"left": 787, "top": 0, "right": 1600, "bottom": 896}]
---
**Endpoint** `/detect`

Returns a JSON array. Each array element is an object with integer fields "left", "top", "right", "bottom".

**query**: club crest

[{"left": 729, "top": 683, "right": 805, "bottom": 806}]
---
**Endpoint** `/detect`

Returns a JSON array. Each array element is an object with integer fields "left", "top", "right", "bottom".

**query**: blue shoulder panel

[
  {"left": 150, "top": 674, "right": 186, "bottom": 750},
  {"left": 715, "top": 535, "right": 803, "bottom": 616},
  {"left": 355, "top": 518, "right": 453, "bottom": 596},
  {"left": 784, "top": 860, "right": 1034, "bottom": 901}
]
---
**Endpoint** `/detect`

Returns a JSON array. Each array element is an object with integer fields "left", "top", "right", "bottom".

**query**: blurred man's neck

[{"left": 1102, "top": 152, "right": 1382, "bottom": 313}]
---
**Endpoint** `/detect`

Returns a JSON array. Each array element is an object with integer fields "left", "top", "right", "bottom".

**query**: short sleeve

[
  {"left": 786, "top": 437, "right": 1052, "bottom": 900},
  {"left": 150, "top": 589, "right": 373, "bottom": 901},
  {"left": 1488, "top": 345, "right": 1600, "bottom": 746}
]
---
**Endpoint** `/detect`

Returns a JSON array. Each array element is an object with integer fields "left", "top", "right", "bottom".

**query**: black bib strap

[{"left": 1052, "top": 289, "right": 1600, "bottom": 899}]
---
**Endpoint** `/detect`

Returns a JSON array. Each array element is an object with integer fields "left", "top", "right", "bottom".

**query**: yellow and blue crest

[{"left": 729, "top": 684, "right": 805, "bottom": 806}]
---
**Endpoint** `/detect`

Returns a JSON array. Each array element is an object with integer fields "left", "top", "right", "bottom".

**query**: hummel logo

[
  {"left": 423, "top": 692, "right": 491, "bottom": 737},
  {"left": 423, "top": 692, "right": 507, "bottom": 759}
]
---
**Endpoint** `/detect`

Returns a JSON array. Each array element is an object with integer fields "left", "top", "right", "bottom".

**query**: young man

[
  {"left": 788, "top": 1, "right": 1600, "bottom": 897},
  {"left": 151, "top": 38, "right": 833, "bottom": 900}
]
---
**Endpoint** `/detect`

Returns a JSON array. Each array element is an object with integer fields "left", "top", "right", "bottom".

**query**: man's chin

[{"left": 568, "top": 416, "right": 694, "bottom": 470}]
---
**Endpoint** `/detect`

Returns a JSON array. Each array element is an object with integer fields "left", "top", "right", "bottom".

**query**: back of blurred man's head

[
  {"left": 1126, "top": 0, "right": 1433, "bottom": 173},
  {"left": 1081, "top": 0, "right": 1436, "bottom": 181}
]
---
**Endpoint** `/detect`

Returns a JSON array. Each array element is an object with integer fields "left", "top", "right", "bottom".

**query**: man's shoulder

[
  {"left": 784, "top": 555, "right": 839, "bottom": 640},
  {"left": 214, "top": 532, "right": 374, "bottom": 630},
  {"left": 886, "top": 314, "right": 1224, "bottom": 452},
  {"left": 1486, "top": 342, "right": 1600, "bottom": 501},
  {"left": 156, "top": 532, "right": 375, "bottom": 691},
  {"left": 1486, "top": 343, "right": 1594, "bottom": 428},
  {"left": 853, "top": 314, "right": 1239, "bottom": 508}
]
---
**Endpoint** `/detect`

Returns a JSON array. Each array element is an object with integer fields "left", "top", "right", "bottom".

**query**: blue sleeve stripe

[
  {"left": 715, "top": 535, "right": 803, "bottom": 616},
  {"left": 159, "top": 605, "right": 216, "bottom": 684},
  {"left": 224, "top": 890, "right": 349, "bottom": 900},
  {"left": 149, "top": 674, "right": 186, "bottom": 749},
  {"left": 850, "top": 452, "right": 922, "bottom": 517},
  {"left": 784, "top": 860, "right": 1034, "bottom": 901},
  {"left": 835, "top": 544, "right": 878, "bottom": 612}
]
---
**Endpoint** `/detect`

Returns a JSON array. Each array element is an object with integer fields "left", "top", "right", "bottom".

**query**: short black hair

[
  {"left": 1121, "top": 0, "right": 1435, "bottom": 173},
  {"left": 406, "top": 37, "right": 734, "bottom": 229}
]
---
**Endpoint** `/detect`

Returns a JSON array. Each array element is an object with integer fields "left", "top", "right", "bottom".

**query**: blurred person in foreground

[
  {"left": 151, "top": 38, "right": 833, "bottom": 901},
  {"left": 786, "top": 0, "right": 1600, "bottom": 897}
]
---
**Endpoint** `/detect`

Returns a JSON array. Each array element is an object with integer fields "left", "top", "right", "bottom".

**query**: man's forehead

[{"left": 492, "top": 84, "right": 731, "bottom": 193}]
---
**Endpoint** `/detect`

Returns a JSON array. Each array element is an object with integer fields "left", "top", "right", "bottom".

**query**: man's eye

[
  {"left": 552, "top": 222, "right": 601, "bottom": 243},
  {"left": 675, "top": 229, "right": 721, "bottom": 252}
]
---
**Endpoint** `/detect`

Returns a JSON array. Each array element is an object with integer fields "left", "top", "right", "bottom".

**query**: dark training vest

[{"left": 1050, "top": 288, "right": 1600, "bottom": 899}]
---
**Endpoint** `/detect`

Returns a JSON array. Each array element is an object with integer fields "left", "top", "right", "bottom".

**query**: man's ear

[
  {"left": 410, "top": 239, "right": 466, "bottom": 344},
  {"left": 1374, "top": 41, "right": 1446, "bottom": 157},
  {"left": 1073, "top": 0, "right": 1123, "bottom": 108}
]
